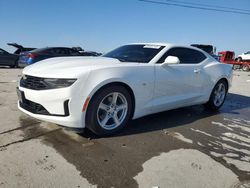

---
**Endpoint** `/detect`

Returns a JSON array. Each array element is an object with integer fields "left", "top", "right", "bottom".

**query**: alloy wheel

[
  {"left": 97, "top": 92, "right": 128, "bottom": 130},
  {"left": 213, "top": 83, "right": 226, "bottom": 107}
]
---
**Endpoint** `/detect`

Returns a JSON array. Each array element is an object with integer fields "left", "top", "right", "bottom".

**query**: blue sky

[{"left": 0, "top": 0, "right": 249, "bottom": 55}]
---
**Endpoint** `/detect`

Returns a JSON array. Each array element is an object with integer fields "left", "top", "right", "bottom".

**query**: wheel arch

[
  {"left": 208, "top": 77, "right": 229, "bottom": 100},
  {"left": 218, "top": 77, "right": 229, "bottom": 91},
  {"left": 85, "top": 81, "right": 136, "bottom": 123}
]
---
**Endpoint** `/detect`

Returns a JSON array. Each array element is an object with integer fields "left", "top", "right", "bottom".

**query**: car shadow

[
  {"left": 80, "top": 93, "right": 250, "bottom": 138},
  {"left": 0, "top": 66, "right": 22, "bottom": 69},
  {"left": 226, "top": 93, "right": 250, "bottom": 109}
]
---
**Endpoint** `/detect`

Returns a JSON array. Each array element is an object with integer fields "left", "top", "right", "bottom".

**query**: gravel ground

[{"left": 0, "top": 68, "right": 249, "bottom": 188}]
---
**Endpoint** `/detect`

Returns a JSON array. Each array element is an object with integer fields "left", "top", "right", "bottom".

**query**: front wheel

[
  {"left": 205, "top": 80, "right": 228, "bottom": 110},
  {"left": 86, "top": 85, "right": 133, "bottom": 136},
  {"left": 236, "top": 57, "right": 242, "bottom": 62}
]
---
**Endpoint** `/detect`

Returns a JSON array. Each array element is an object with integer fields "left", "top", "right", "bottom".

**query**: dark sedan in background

[
  {"left": 0, "top": 48, "right": 19, "bottom": 68},
  {"left": 18, "top": 47, "right": 103, "bottom": 67},
  {"left": 18, "top": 47, "right": 85, "bottom": 67},
  {"left": 72, "top": 46, "right": 102, "bottom": 56},
  {"left": 0, "top": 43, "right": 36, "bottom": 68}
]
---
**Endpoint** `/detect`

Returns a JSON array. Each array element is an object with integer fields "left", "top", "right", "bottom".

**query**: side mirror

[{"left": 161, "top": 56, "right": 180, "bottom": 66}]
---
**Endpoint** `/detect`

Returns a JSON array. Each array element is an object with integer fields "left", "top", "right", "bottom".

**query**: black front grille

[{"left": 20, "top": 75, "right": 47, "bottom": 90}]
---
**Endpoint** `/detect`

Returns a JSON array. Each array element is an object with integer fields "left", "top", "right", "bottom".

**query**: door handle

[{"left": 194, "top": 69, "right": 201, "bottom": 74}]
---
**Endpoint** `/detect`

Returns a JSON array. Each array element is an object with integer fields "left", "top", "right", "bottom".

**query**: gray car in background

[
  {"left": 0, "top": 48, "right": 19, "bottom": 68},
  {"left": 0, "top": 43, "right": 36, "bottom": 68}
]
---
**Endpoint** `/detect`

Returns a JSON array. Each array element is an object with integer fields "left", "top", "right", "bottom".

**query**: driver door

[{"left": 152, "top": 47, "right": 206, "bottom": 113}]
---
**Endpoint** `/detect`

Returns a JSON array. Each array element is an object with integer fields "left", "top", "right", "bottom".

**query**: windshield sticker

[{"left": 143, "top": 45, "right": 162, "bottom": 49}]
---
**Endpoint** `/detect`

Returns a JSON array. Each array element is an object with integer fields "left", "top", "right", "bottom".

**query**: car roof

[
  {"left": 34, "top": 47, "right": 75, "bottom": 50},
  {"left": 128, "top": 43, "right": 207, "bottom": 53},
  {"left": 129, "top": 42, "right": 173, "bottom": 47},
  {"left": 30, "top": 47, "right": 78, "bottom": 53},
  {"left": 0, "top": 48, "right": 8, "bottom": 52}
]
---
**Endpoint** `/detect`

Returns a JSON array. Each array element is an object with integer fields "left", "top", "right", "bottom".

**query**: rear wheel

[
  {"left": 10, "top": 60, "right": 18, "bottom": 68},
  {"left": 232, "top": 64, "right": 241, "bottom": 70},
  {"left": 242, "top": 65, "right": 249, "bottom": 71},
  {"left": 10, "top": 63, "right": 16, "bottom": 68},
  {"left": 205, "top": 80, "right": 228, "bottom": 110},
  {"left": 86, "top": 85, "right": 133, "bottom": 136}
]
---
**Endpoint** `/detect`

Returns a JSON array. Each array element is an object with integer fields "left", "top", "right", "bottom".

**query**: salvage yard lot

[{"left": 0, "top": 68, "right": 250, "bottom": 188}]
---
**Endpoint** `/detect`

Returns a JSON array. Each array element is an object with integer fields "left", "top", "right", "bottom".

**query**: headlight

[{"left": 43, "top": 78, "right": 77, "bottom": 89}]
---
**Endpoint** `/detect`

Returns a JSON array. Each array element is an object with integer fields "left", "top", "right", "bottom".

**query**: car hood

[{"left": 23, "top": 56, "right": 121, "bottom": 78}]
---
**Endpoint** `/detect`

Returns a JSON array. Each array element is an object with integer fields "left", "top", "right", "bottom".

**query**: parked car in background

[
  {"left": 191, "top": 44, "right": 215, "bottom": 54},
  {"left": 0, "top": 48, "right": 19, "bottom": 68},
  {"left": 191, "top": 44, "right": 219, "bottom": 60},
  {"left": 17, "top": 43, "right": 232, "bottom": 136},
  {"left": 18, "top": 47, "right": 84, "bottom": 67},
  {"left": 80, "top": 51, "right": 102, "bottom": 56},
  {"left": 7, "top": 43, "right": 36, "bottom": 54},
  {"left": 72, "top": 46, "right": 102, "bottom": 56},
  {"left": 219, "top": 51, "right": 250, "bottom": 71},
  {"left": 72, "top": 46, "right": 84, "bottom": 52},
  {"left": 237, "top": 51, "right": 250, "bottom": 62}
]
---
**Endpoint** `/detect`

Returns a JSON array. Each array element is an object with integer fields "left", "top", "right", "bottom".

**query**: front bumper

[
  {"left": 17, "top": 86, "right": 86, "bottom": 129},
  {"left": 19, "top": 98, "right": 69, "bottom": 117}
]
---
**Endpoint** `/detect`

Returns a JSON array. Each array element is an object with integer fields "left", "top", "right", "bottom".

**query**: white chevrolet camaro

[{"left": 17, "top": 43, "right": 232, "bottom": 135}]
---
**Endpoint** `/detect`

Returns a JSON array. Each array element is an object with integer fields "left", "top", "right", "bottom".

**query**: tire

[
  {"left": 242, "top": 65, "right": 249, "bottom": 72},
  {"left": 15, "top": 61, "right": 19, "bottom": 68},
  {"left": 233, "top": 64, "right": 242, "bottom": 70},
  {"left": 10, "top": 63, "right": 16, "bottom": 68},
  {"left": 205, "top": 80, "right": 228, "bottom": 110},
  {"left": 86, "top": 85, "right": 133, "bottom": 136},
  {"left": 237, "top": 57, "right": 242, "bottom": 62},
  {"left": 10, "top": 60, "right": 18, "bottom": 68},
  {"left": 232, "top": 64, "right": 238, "bottom": 70}
]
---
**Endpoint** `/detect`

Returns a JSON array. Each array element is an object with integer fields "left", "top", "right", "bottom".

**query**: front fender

[{"left": 79, "top": 65, "right": 155, "bottom": 120}]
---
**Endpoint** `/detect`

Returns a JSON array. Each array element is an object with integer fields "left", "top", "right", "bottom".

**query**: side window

[
  {"left": 53, "top": 48, "right": 67, "bottom": 55},
  {"left": 0, "top": 49, "right": 4, "bottom": 54},
  {"left": 46, "top": 48, "right": 66, "bottom": 55},
  {"left": 59, "top": 48, "right": 67, "bottom": 55},
  {"left": 68, "top": 49, "right": 81, "bottom": 56},
  {"left": 44, "top": 49, "right": 53, "bottom": 55},
  {"left": 45, "top": 49, "right": 56, "bottom": 55},
  {"left": 63, "top": 49, "right": 70, "bottom": 55},
  {"left": 157, "top": 47, "right": 206, "bottom": 64}
]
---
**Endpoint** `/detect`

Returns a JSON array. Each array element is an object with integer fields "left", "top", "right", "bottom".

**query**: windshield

[{"left": 103, "top": 45, "right": 164, "bottom": 63}]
